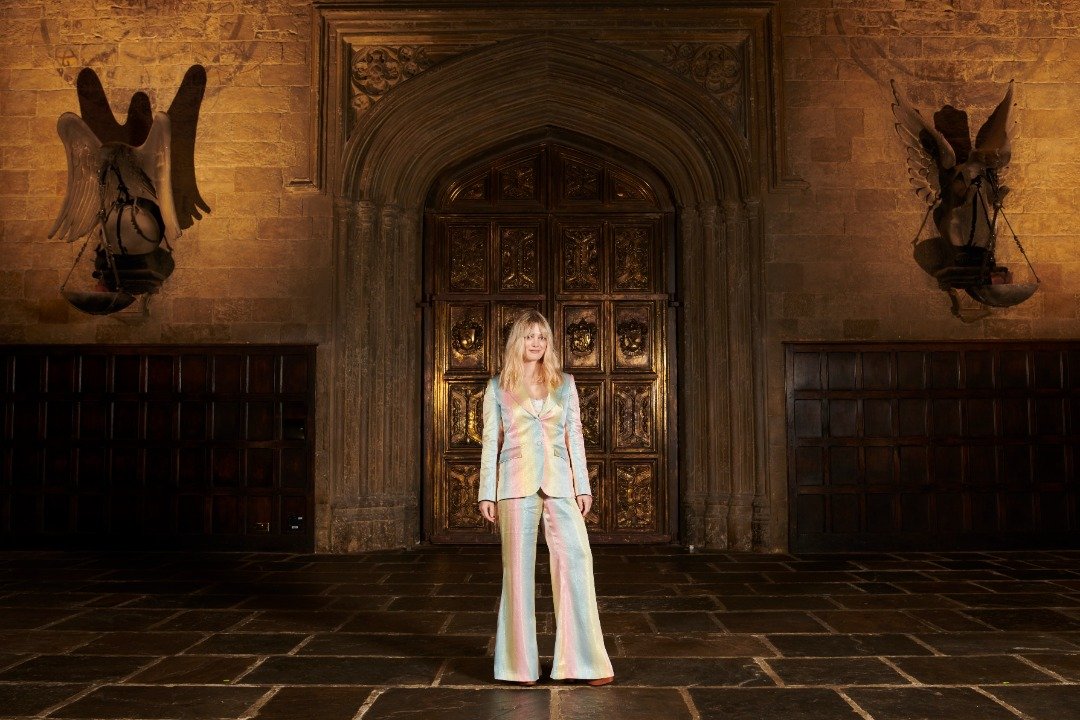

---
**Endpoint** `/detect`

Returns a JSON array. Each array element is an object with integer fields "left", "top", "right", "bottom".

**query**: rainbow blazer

[{"left": 478, "top": 372, "right": 592, "bottom": 502}]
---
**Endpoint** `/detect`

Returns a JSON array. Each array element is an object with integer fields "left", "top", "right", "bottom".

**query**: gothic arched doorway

[{"left": 423, "top": 136, "right": 677, "bottom": 544}]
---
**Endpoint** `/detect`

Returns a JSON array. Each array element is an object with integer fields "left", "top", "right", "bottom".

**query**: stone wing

[
  {"left": 890, "top": 80, "right": 956, "bottom": 206},
  {"left": 48, "top": 112, "right": 103, "bottom": 242},
  {"left": 133, "top": 112, "right": 182, "bottom": 243}
]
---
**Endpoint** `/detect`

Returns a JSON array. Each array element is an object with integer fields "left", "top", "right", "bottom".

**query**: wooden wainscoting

[
  {"left": 787, "top": 342, "right": 1080, "bottom": 551},
  {"left": 0, "top": 345, "right": 316, "bottom": 551}
]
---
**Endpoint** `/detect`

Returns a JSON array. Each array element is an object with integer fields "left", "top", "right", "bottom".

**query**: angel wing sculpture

[
  {"left": 49, "top": 66, "right": 209, "bottom": 315},
  {"left": 891, "top": 80, "right": 1037, "bottom": 311}
]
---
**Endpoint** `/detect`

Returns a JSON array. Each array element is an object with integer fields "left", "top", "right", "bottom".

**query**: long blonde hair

[{"left": 499, "top": 310, "right": 563, "bottom": 391}]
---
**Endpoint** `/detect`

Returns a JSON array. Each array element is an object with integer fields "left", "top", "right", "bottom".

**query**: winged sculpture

[
  {"left": 50, "top": 66, "right": 209, "bottom": 314},
  {"left": 891, "top": 80, "right": 1038, "bottom": 311}
]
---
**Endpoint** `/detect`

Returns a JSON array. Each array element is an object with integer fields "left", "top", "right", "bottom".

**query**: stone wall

[
  {"left": 1, "top": 0, "right": 1077, "bottom": 552},
  {"left": 761, "top": 0, "right": 1080, "bottom": 549}
]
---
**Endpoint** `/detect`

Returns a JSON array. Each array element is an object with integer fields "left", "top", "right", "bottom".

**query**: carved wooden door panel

[{"left": 426, "top": 141, "right": 673, "bottom": 544}]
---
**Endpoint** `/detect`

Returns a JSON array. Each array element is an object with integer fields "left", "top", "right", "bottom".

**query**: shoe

[
  {"left": 508, "top": 680, "right": 537, "bottom": 686},
  {"left": 586, "top": 676, "right": 614, "bottom": 687}
]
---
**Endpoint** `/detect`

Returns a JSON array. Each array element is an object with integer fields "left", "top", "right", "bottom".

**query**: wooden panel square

[
  {"left": 964, "top": 350, "right": 995, "bottom": 389},
  {"left": 797, "top": 495, "right": 825, "bottom": 534},
  {"left": 830, "top": 493, "right": 859, "bottom": 533},
  {"left": 997, "top": 446, "right": 1032, "bottom": 487},
  {"left": 47, "top": 355, "right": 76, "bottom": 393},
  {"left": 613, "top": 460, "right": 656, "bottom": 531},
  {"left": 828, "top": 400, "right": 857, "bottom": 437},
  {"left": 901, "top": 493, "right": 930, "bottom": 533},
  {"left": 863, "top": 399, "right": 893, "bottom": 437},
  {"left": 147, "top": 355, "right": 174, "bottom": 394},
  {"left": 1000, "top": 350, "right": 1030, "bottom": 388},
  {"left": 828, "top": 447, "right": 858, "bottom": 485},
  {"left": 970, "top": 492, "right": 998, "bottom": 531},
  {"left": 446, "top": 381, "right": 485, "bottom": 449},
  {"left": 561, "top": 304, "right": 602, "bottom": 370},
  {"left": 793, "top": 352, "right": 821, "bottom": 390},
  {"left": 113, "top": 355, "right": 141, "bottom": 393},
  {"left": 178, "top": 448, "right": 208, "bottom": 489},
  {"left": 930, "top": 351, "right": 960, "bottom": 389},
  {"left": 1034, "top": 399, "right": 1065, "bottom": 435},
  {"left": 497, "top": 223, "right": 540, "bottom": 293},
  {"left": 930, "top": 446, "right": 962, "bottom": 483},
  {"left": 861, "top": 352, "right": 892, "bottom": 389},
  {"left": 1001, "top": 398, "right": 1030, "bottom": 436},
  {"left": 931, "top": 400, "right": 961, "bottom": 436},
  {"left": 214, "top": 355, "right": 244, "bottom": 394},
  {"left": 899, "top": 446, "right": 928, "bottom": 485},
  {"left": 865, "top": 493, "right": 895, "bottom": 532},
  {"left": 935, "top": 492, "right": 963, "bottom": 532},
  {"left": 1034, "top": 444, "right": 1066, "bottom": 483},
  {"left": 865, "top": 447, "right": 894, "bottom": 485},
  {"left": 794, "top": 447, "right": 823, "bottom": 486},
  {"left": 612, "top": 302, "right": 655, "bottom": 371},
  {"left": 249, "top": 355, "right": 277, "bottom": 394},
  {"left": 794, "top": 400, "right": 822, "bottom": 438},
  {"left": 247, "top": 449, "right": 276, "bottom": 488},
  {"left": 898, "top": 400, "right": 926, "bottom": 436},
  {"left": 612, "top": 381, "right": 654, "bottom": 451},
  {"left": 45, "top": 401, "right": 74, "bottom": 440},
  {"left": 558, "top": 223, "right": 603, "bottom": 293},
  {"left": 963, "top": 399, "right": 996, "bottom": 437},
  {"left": 968, "top": 445, "right": 999, "bottom": 485},
  {"left": 79, "top": 401, "right": 109, "bottom": 440},
  {"left": 611, "top": 223, "right": 655, "bottom": 292},
  {"left": 179, "top": 355, "right": 209, "bottom": 395},
  {"left": 1033, "top": 351, "right": 1064, "bottom": 389},
  {"left": 447, "top": 304, "right": 487, "bottom": 371},
  {"left": 79, "top": 355, "right": 109, "bottom": 394},
  {"left": 444, "top": 462, "right": 484, "bottom": 531},
  {"left": 446, "top": 224, "right": 489, "bottom": 293},
  {"left": 896, "top": 352, "right": 926, "bottom": 389},
  {"left": 826, "top": 352, "right": 857, "bottom": 389}
]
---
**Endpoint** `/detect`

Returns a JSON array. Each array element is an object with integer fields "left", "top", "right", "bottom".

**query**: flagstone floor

[{"left": 1, "top": 546, "right": 1079, "bottom": 719}]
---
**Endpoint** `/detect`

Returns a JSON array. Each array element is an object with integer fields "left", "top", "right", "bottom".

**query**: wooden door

[{"left": 425, "top": 141, "right": 674, "bottom": 543}]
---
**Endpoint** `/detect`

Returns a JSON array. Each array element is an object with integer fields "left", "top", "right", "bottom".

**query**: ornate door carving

[{"left": 425, "top": 141, "right": 673, "bottom": 543}]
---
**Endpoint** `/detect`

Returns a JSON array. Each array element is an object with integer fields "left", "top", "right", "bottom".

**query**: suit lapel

[{"left": 506, "top": 382, "right": 538, "bottom": 417}]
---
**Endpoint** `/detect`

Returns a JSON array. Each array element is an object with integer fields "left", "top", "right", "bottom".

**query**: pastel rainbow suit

[{"left": 479, "top": 372, "right": 613, "bottom": 683}]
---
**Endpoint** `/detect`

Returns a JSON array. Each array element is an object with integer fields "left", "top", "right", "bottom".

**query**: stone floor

[{"left": 1, "top": 546, "right": 1079, "bottom": 719}]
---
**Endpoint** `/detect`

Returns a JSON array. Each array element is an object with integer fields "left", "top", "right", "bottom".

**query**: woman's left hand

[{"left": 576, "top": 494, "right": 592, "bottom": 516}]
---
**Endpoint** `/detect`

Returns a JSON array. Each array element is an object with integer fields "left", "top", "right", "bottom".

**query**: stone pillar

[
  {"left": 722, "top": 200, "right": 757, "bottom": 551},
  {"left": 743, "top": 198, "right": 772, "bottom": 550},
  {"left": 677, "top": 206, "right": 705, "bottom": 548},
  {"left": 329, "top": 200, "right": 423, "bottom": 552},
  {"left": 699, "top": 202, "right": 734, "bottom": 549}
]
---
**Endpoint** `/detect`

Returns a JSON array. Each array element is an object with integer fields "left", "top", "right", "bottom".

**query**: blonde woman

[{"left": 478, "top": 310, "right": 614, "bottom": 687}]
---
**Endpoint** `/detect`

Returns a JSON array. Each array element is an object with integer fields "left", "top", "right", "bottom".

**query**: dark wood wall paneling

[
  {"left": 787, "top": 343, "right": 1080, "bottom": 551},
  {"left": 0, "top": 345, "right": 316, "bottom": 551}
]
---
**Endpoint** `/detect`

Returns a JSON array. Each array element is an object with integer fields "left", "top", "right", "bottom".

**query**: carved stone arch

[
  {"left": 326, "top": 32, "right": 772, "bottom": 553},
  {"left": 339, "top": 35, "right": 753, "bottom": 206}
]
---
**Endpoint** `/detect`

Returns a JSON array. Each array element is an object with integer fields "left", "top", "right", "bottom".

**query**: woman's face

[{"left": 521, "top": 323, "right": 548, "bottom": 363}]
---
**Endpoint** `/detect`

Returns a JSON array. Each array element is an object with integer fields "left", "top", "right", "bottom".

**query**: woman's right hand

[{"left": 479, "top": 500, "right": 497, "bottom": 524}]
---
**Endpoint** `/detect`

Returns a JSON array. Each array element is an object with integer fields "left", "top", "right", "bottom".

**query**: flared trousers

[{"left": 494, "top": 491, "right": 613, "bottom": 682}]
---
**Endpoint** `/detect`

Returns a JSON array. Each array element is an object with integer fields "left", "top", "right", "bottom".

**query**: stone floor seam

[{"left": 836, "top": 689, "right": 877, "bottom": 720}]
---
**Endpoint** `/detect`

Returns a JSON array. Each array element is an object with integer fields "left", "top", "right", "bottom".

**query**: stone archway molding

[{"left": 325, "top": 33, "right": 772, "bottom": 552}]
